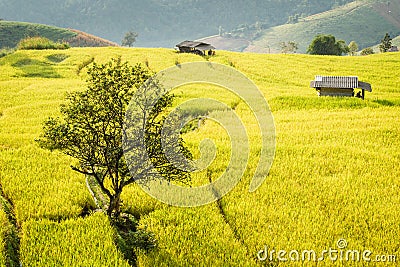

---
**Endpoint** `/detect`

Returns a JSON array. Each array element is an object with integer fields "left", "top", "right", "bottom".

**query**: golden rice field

[{"left": 0, "top": 47, "right": 399, "bottom": 266}]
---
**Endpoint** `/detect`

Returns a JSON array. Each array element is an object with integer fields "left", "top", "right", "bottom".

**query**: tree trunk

[{"left": 107, "top": 192, "right": 122, "bottom": 218}]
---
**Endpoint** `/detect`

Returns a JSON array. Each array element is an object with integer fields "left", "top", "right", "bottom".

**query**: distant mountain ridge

[
  {"left": 200, "top": 0, "right": 400, "bottom": 53},
  {"left": 0, "top": 0, "right": 354, "bottom": 47},
  {"left": 0, "top": 21, "right": 118, "bottom": 48},
  {"left": 1, "top": 1, "right": 399, "bottom": 52},
  {"left": 252, "top": 0, "right": 400, "bottom": 53}
]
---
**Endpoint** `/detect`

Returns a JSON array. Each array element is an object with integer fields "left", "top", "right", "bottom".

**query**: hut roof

[
  {"left": 310, "top": 76, "right": 372, "bottom": 92},
  {"left": 176, "top": 40, "right": 215, "bottom": 50}
]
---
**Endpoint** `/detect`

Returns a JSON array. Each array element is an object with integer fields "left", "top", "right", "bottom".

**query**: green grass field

[{"left": 0, "top": 47, "right": 399, "bottom": 266}]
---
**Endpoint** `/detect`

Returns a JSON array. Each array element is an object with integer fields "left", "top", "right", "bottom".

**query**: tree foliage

[
  {"left": 336, "top": 39, "right": 350, "bottom": 55},
  {"left": 280, "top": 41, "right": 299, "bottom": 53},
  {"left": 37, "top": 58, "right": 191, "bottom": 218},
  {"left": 360, "top": 47, "right": 374, "bottom": 56},
  {"left": 121, "top": 31, "right": 138, "bottom": 47},
  {"left": 379, "top": 33, "right": 392, "bottom": 53},
  {"left": 17, "top": 36, "right": 69, "bottom": 50},
  {"left": 307, "top": 34, "right": 348, "bottom": 55},
  {"left": 348, "top": 41, "right": 359, "bottom": 56}
]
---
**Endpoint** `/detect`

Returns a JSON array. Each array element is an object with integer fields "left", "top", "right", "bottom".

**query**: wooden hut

[
  {"left": 176, "top": 40, "right": 215, "bottom": 56},
  {"left": 310, "top": 76, "right": 372, "bottom": 100}
]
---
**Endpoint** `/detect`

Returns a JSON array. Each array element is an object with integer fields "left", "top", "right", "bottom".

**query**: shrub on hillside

[
  {"left": 360, "top": 47, "right": 374, "bottom": 56},
  {"left": 0, "top": 48, "right": 15, "bottom": 58},
  {"left": 17, "top": 37, "right": 70, "bottom": 50}
]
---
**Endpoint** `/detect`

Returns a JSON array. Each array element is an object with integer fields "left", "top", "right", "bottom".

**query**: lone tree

[
  {"left": 280, "top": 41, "right": 299, "bottom": 54},
  {"left": 379, "top": 33, "right": 392, "bottom": 53},
  {"left": 307, "top": 34, "right": 349, "bottom": 56},
  {"left": 122, "top": 31, "right": 138, "bottom": 47},
  {"left": 348, "top": 41, "right": 359, "bottom": 56},
  {"left": 37, "top": 58, "right": 191, "bottom": 218}
]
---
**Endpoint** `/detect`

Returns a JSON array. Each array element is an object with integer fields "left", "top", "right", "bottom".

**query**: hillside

[
  {"left": 251, "top": 0, "right": 400, "bottom": 53},
  {"left": 196, "top": 35, "right": 251, "bottom": 52},
  {"left": 0, "top": 47, "right": 399, "bottom": 265},
  {"left": 0, "top": 0, "right": 353, "bottom": 47},
  {"left": 0, "top": 21, "right": 119, "bottom": 49},
  {"left": 389, "top": 34, "right": 400, "bottom": 46},
  {"left": 370, "top": 34, "right": 400, "bottom": 52}
]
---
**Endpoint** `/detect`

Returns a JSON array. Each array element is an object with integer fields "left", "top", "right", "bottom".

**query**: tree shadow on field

[
  {"left": 269, "top": 96, "right": 368, "bottom": 111},
  {"left": 86, "top": 176, "right": 156, "bottom": 266},
  {"left": 112, "top": 213, "right": 157, "bottom": 266},
  {"left": 372, "top": 99, "right": 399, "bottom": 107},
  {"left": 0, "top": 192, "right": 20, "bottom": 266},
  {"left": 12, "top": 58, "right": 62, "bottom": 78},
  {"left": 46, "top": 53, "right": 69, "bottom": 63}
]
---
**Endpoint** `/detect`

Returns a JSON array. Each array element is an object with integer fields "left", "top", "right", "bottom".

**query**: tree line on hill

[{"left": 306, "top": 32, "right": 395, "bottom": 56}]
